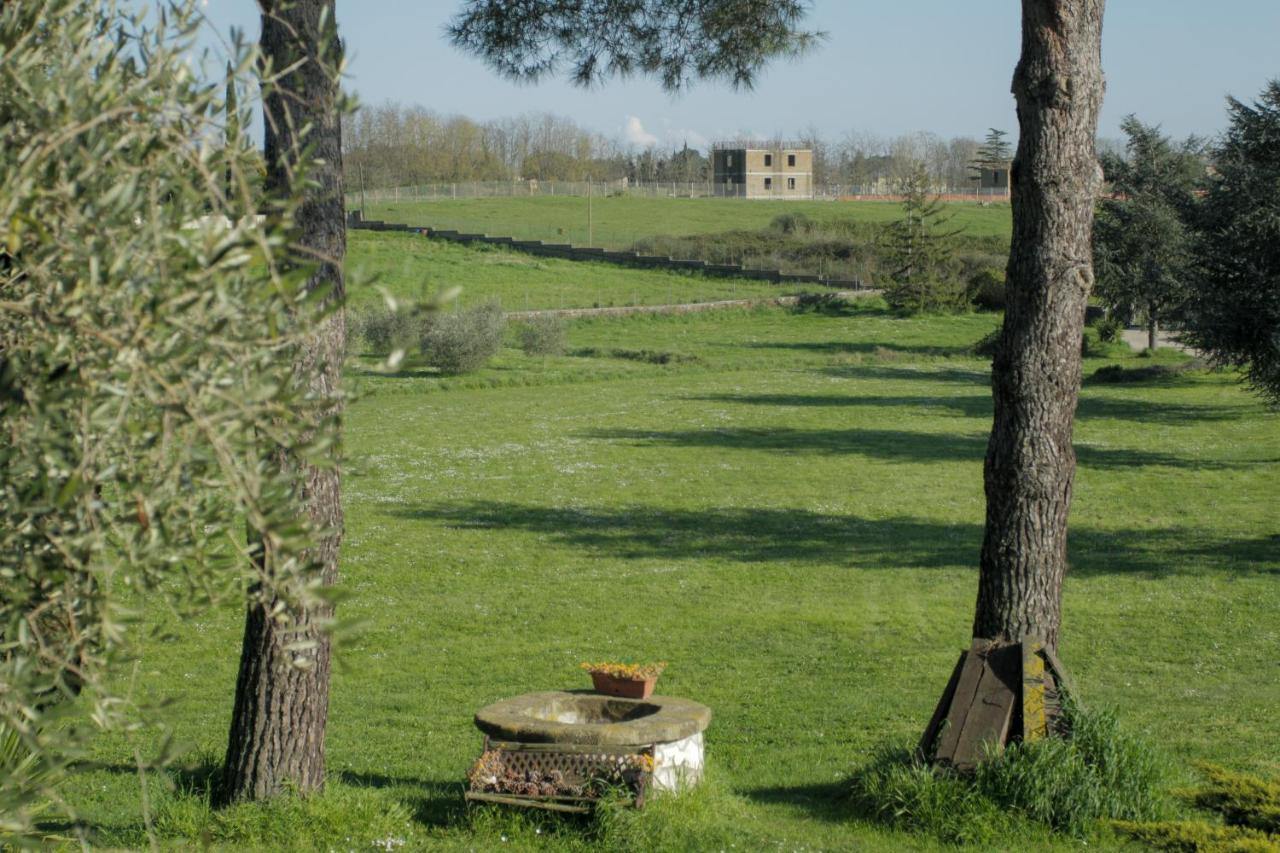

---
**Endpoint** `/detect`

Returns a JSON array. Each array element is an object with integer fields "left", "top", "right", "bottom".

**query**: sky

[{"left": 197, "top": 1, "right": 1280, "bottom": 148}]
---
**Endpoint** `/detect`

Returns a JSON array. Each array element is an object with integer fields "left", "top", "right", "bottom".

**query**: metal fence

[{"left": 345, "top": 180, "right": 1011, "bottom": 206}]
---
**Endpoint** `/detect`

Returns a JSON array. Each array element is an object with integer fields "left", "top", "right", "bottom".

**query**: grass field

[
  {"left": 56, "top": 237, "right": 1279, "bottom": 850},
  {"left": 360, "top": 195, "right": 1014, "bottom": 249},
  {"left": 347, "top": 230, "right": 846, "bottom": 312}
]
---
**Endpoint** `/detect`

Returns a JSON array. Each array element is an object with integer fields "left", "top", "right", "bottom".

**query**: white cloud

[{"left": 623, "top": 115, "right": 659, "bottom": 148}]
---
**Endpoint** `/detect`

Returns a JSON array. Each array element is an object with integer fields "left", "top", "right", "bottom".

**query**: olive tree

[{"left": 0, "top": 0, "right": 327, "bottom": 836}]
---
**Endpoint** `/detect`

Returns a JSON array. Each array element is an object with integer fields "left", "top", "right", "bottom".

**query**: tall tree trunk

[
  {"left": 220, "top": 0, "right": 345, "bottom": 804},
  {"left": 1148, "top": 307, "right": 1158, "bottom": 352},
  {"left": 974, "top": 0, "right": 1105, "bottom": 652}
]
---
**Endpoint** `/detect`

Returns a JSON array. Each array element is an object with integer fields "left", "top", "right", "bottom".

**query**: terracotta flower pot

[{"left": 590, "top": 671, "right": 657, "bottom": 699}]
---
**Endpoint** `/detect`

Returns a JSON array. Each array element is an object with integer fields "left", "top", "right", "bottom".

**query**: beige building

[{"left": 713, "top": 144, "right": 813, "bottom": 198}]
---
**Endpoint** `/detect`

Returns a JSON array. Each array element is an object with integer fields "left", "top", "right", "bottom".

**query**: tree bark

[
  {"left": 1148, "top": 309, "right": 1158, "bottom": 352},
  {"left": 220, "top": 0, "right": 345, "bottom": 804},
  {"left": 974, "top": 0, "right": 1105, "bottom": 652}
]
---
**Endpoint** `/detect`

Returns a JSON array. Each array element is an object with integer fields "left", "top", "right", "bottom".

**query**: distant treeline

[{"left": 344, "top": 102, "right": 1064, "bottom": 194}]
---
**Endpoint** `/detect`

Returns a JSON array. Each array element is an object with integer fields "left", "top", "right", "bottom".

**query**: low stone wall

[{"left": 349, "top": 213, "right": 864, "bottom": 291}]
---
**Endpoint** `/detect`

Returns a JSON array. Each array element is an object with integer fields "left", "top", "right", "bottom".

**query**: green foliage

[
  {"left": 1112, "top": 764, "right": 1280, "bottom": 852},
  {"left": 969, "top": 267, "right": 1007, "bottom": 311},
  {"left": 351, "top": 303, "right": 419, "bottom": 354},
  {"left": 517, "top": 314, "right": 569, "bottom": 356},
  {"left": 0, "top": 0, "right": 325, "bottom": 837},
  {"left": 975, "top": 703, "right": 1170, "bottom": 836},
  {"left": 1093, "top": 115, "right": 1203, "bottom": 337},
  {"left": 449, "top": 0, "right": 820, "bottom": 92},
  {"left": 849, "top": 745, "right": 1015, "bottom": 846},
  {"left": 1185, "top": 79, "right": 1280, "bottom": 404},
  {"left": 420, "top": 301, "right": 507, "bottom": 372},
  {"left": 852, "top": 703, "right": 1169, "bottom": 843},
  {"left": 970, "top": 128, "right": 1013, "bottom": 180},
  {"left": 1112, "top": 819, "right": 1280, "bottom": 853},
  {"left": 1095, "top": 315, "right": 1124, "bottom": 342},
  {"left": 881, "top": 166, "right": 967, "bottom": 313},
  {"left": 972, "top": 327, "right": 1001, "bottom": 357},
  {"left": 1192, "top": 764, "right": 1280, "bottom": 835}
]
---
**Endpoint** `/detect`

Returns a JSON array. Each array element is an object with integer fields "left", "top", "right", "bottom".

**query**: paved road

[{"left": 1120, "top": 328, "right": 1197, "bottom": 354}]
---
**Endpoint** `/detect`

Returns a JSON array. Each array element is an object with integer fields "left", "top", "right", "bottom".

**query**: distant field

[
  {"left": 359, "top": 195, "right": 1014, "bottom": 249},
  {"left": 348, "top": 230, "right": 846, "bottom": 311}
]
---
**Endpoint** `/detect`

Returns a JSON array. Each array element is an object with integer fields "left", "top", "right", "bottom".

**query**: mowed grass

[
  {"left": 347, "top": 230, "right": 846, "bottom": 312},
  {"left": 361, "top": 194, "right": 1013, "bottom": 249},
  {"left": 58, "top": 251, "right": 1278, "bottom": 849}
]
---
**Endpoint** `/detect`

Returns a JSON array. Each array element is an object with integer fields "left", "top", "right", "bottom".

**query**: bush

[
  {"left": 351, "top": 305, "right": 418, "bottom": 354},
  {"left": 1095, "top": 315, "right": 1124, "bottom": 342},
  {"left": 517, "top": 314, "right": 567, "bottom": 356},
  {"left": 419, "top": 301, "right": 506, "bottom": 373},
  {"left": 974, "top": 702, "right": 1169, "bottom": 836},
  {"left": 969, "top": 267, "right": 1007, "bottom": 310},
  {"left": 973, "top": 328, "right": 1002, "bottom": 357},
  {"left": 1112, "top": 764, "right": 1280, "bottom": 852},
  {"left": 851, "top": 702, "right": 1169, "bottom": 843}
]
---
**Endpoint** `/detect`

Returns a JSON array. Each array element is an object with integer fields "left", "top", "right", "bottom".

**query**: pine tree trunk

[
  {"left": 220, "top": 0, "right": 345, "bottom": 804},
  {"left": 974, "top": 0, "right": 1105, "bottom": 652}
]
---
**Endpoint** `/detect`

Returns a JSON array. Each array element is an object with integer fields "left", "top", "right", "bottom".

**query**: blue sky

[{"left": 198, "top": 1, "right": 1279, "bottom": 147}]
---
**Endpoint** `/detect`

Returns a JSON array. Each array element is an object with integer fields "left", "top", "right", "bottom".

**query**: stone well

[{"left": 474, "top": 690, "right": 711, "bottom": 792}]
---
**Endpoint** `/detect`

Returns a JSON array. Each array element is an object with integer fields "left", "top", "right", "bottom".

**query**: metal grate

[{"left": 466, "top": 738, "right": 653, "bottom": 813}]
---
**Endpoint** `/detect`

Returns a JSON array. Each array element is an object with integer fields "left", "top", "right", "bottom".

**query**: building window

[
  {"left": 787, "top": 154, "right": 796, "bottom": 167},
  {"left": 788, "top": 177, "right": 796, "bottom": 190},
  {"left": 726, "top": 154, "right": 733, "bottom": 168},
  {"left": 764, "top": 153, "right": 773, "bottom": 166},
  {"left": 764, "top": 177, "right": 773, "bottom": 190}
]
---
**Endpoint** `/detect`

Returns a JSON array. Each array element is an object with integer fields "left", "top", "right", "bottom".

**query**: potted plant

[{"left": 580, "top": 661, "right": 667, "bottom": 699}]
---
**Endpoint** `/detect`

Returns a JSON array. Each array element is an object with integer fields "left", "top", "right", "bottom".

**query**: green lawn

[
  {"left": 359, "top": 195, "right": 1013, "bottom": 249},
  {"left": 347, "top": 230, "right": 846, "bottom": 312},
  {"left": 57, "top": 247, "right": 1278, "bottom": 850}
]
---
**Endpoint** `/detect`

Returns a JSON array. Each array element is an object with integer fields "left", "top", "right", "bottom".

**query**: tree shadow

[
  {"left": 687, "top": 392, "right": 1250, "bottom": 425},
  {"left": 397, "top": 501, "right": 974, "bottom": 568},
  {"left": 743, "top": 340, "right": 976, "bottom": 357},
  {"left": 392, "top": 501, "right": 1274, "bottom": 578},
  {"left": 819, "top": 364, "right": 991, "bottom": 385},
  {"left": 741, "top": 779, "right": 855, "bottom": 823},
  {"left": 336, "top": 771, "right": 465, "bottom": 828},
  {"left": 580, "top": 426, "right": 1235, "bottom": 470}
]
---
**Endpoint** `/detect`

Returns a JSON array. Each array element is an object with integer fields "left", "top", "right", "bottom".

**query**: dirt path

[{"left": 1120, "top": 328, "right": 1198, "bottom": 354}]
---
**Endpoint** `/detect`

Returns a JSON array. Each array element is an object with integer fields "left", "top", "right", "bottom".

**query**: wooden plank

[
  {"left": 933, "top": 638, "right": 996, "bottom": 766},
  {"left": 464, "top": 792, "right": 592, "bottom": 814},
  {"left": 1042, "top": 645, "right": 1082, "bottom": 710},
  {"left": 951, "top": 643, "right": 1019, "bottom": 771},
  {"left": 1021, "top": 637, "right": 1048, "bottom": 742},
  {"left": 917, "top": 652, "right": 966, "bottom": 761}
]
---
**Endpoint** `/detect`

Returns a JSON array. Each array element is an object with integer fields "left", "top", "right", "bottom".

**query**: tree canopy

[
  {"left": 1093, "top": 115, "right": 1205, "bottom": 348},
  {"left": 448, "top": 0, "right": 822, "bottom": 91},
  {"left": 1185, "top": 79, "right": 1280, "bottom": 402}
]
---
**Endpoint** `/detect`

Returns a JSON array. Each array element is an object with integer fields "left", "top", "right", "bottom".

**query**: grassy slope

[
  {"left": 360, "top": 195, "right": 1014, "bottom": 249},
  {"left": 347, "top": 230, "right": 844, "bottom": 312},
  {"left": 61, "top": 252, "right": 1278, "bottom": 850}
]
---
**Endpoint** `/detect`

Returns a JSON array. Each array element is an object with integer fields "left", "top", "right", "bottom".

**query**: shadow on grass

[
  {"left": 688, "top": 392, "right": 1251, "bottom": 425},
  {"left": 745, "top": 340, "right": 975, "bottom": 358},
  {"left": 394, "top": 501, "right": 1274, "bottom": 577},
  {"left": 742, "top": 779, "right": 855, "bottom": 823},
  {"left": 819, "top": 364, "right": 991, "bottom": 385},
  {"left": 581, "top": 426, "right": 1237, "bottom": 470},
  {"left": 337, "top": 771, "right": 465, "bottom": 828}
]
